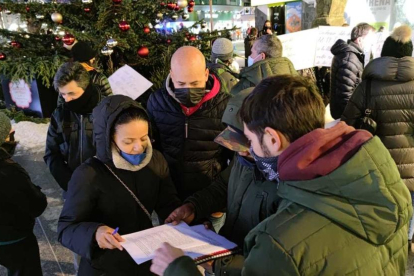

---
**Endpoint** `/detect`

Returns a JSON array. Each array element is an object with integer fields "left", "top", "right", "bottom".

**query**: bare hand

[
  {"left": 266, "top": 29, "right": 272, "bottom": 34},
  {"left": 95, "top": 226, "right": 124, "bottom": 251},
  {"left": 203, "top": 220, "right": 215, "bottom": 232},
  {"left": 165, "top": 203, "right": 195, "bottom": 225},
  {"left": 150, "top": 243, "right": 184, "bottom": 275}
]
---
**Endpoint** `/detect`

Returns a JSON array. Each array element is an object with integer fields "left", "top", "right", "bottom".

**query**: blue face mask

[{"left": 120, "top": 151, "right": 147, "bottom": 165}]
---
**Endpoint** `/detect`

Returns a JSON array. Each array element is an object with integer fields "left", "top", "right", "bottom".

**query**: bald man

[{"left": 147, "top": 46, "right": 233, "bottom": 231}]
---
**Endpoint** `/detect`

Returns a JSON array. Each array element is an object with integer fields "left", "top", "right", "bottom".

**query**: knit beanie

[
  {"left": 381, "top": 25, "right": 413, "bottom": 58},
  {"left": 211, "top": 38, "right": 234, "bottom": 62},
  {"left": 71, "top": 41, "right": 96, "bottom": 62},
  {"left": 0, "top": 112, "right": 11, "bottom": 144}
]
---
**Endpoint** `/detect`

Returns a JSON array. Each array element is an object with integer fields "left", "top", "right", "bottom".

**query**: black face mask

[
  {"left": 64, "top": 84, "right": 99, "bottom": 115},
  {"left": 174, "top": 87, "right": 206, "bottom": 107}
]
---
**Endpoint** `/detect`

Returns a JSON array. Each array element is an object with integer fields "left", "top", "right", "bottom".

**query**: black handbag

[{"left": 356, "top": 79, "right": 377, "bottom": 135}]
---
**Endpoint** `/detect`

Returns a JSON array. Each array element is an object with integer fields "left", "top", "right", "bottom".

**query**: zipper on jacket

[
  {"left": 185, "top": 117, "right": 188, "bottom": 139},
  {"left": 80, "top": 114, "right": 83, "bottom": 164}
]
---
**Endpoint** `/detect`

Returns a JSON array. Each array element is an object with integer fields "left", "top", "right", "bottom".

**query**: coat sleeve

[
  {"left": 185, "top": 157, "right": 233, "bottom": 222},
  {"left": 2, "top": 163, "right": 47, "bottom": 218},
  {"left": 146, "top": 93, "right": 163, "bottom": 151},
  {"left": 242, "top": 231, "right": 300, "bottom": 276},
  {"left": 43, "top": 112, "right": 73, "bottom": 191},
  {"left": 330, "top": 54, "right": 362, "bottom": 119},
  {"left": 96, "top": 72, "right": 113, "bottom": 97},
  {"left": 341, "top": 83, "right": 365, "bottom": 127},
  {"left": 57, "top": 164, "right": 103, "bottom": 260},
  {"left": 214, "top": 254, "right": 245, "bottom": 276},
  {"left": 164, "top": 256, "right": 201, "bottom": 276},
  {"left": 154, "top": 154, "right": 182, "bottom": 222}
]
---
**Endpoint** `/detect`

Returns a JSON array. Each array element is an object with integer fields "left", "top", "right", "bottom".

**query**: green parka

[{"left": 230, "top": 57, "right": 297, "bottom": 95}]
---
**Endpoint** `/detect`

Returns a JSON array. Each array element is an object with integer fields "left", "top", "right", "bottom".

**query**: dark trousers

[{"left": 0, "top": 233, "right": 42, "bottom": 276}]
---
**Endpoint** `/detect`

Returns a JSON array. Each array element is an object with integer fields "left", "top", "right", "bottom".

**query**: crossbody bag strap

[
  {"left": 93, "top": 157, "right": 152, "bottom": 222},
  {"left": 364, "top": 79, "right": 372, "bottom": 116}
]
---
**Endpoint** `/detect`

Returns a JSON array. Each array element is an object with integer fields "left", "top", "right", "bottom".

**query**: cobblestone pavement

[{"left": 1, "top": 152, "right": 413, "bottom": 275}]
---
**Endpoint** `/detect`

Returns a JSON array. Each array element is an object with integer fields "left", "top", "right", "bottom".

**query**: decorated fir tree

[{"left": 0, "top": 0, "right": 233, "bottom": 89}]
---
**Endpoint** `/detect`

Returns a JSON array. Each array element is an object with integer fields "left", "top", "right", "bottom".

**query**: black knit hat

[
  {"left": 71, "top": 41, "right": 96, "bottom": 62},
  {"left": 381, "top": 25, "right": 413, "bottom": 58}
]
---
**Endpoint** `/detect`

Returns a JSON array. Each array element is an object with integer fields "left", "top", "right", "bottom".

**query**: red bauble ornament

[
  {"left": 62, "top": 33, "right": 75, "bottom": 46},
  {"left": 113, "top": 0, "right": 122, "bottom": 4},
  {"left": 0, "top": 53, "right": 6, "bottom": 60},
  {"left": 143, "top": 26, "right": 150, "bottom": 34},
  {"left": 189, "top": 35, "right": 196, "bottom": 41},
  {"left": 174, "top": 4, "right": 180, "bottom": 11},
  {"left": 188, "top": 0, "right": 195, "bottom": 7},
  {"left": 166, "top": 39, "right": 172, "bottom": 44},
  {"left": 84, "top": 7, "right": 91, "bottom": 12},
  {"left": 160, "top": 2, "right": 166, "bottom": 6},
  {"left": 119, "top": 20, "right": 130, "bottom": 31},
  {"left": 137, "top": 46, "right": 149, "bottom": 58},
  {"left": 55, "top": 36, "right": 62, "bottom": 41},
  {"left": 167, "top": 2, "right": 176, "bottom": 10},
  {"left": 26, "top": 6, "right": 30, "bottom": 12},
  {"left": 11, "top": 41, "right": 21, "bottom": 48},
  {"left": 187, "top": 6, "right": 194, "bottom": 12}
]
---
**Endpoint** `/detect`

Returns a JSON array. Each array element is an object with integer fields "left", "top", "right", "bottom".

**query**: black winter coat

[
  {"left": 147, "top": 74, "right": 232, "bottom": 200},
  {"left": 58, "top": 95, "right": 181, "bottom": 276},
  {"left": 0, "top": 147, "right": 47, "bottom": 242},
  {"left": 330, "top": 39, "right": 365, "bottom": 119},
  {"left": 44, "top": 86, "right": 102, "bottom": 192},
  {"left": 342, "top": 56, "right": 414, "bottom": 191}
]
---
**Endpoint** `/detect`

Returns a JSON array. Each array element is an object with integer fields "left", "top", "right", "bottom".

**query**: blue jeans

[{"left": 409, "top": 192, "right": 414, "bottom": 240}]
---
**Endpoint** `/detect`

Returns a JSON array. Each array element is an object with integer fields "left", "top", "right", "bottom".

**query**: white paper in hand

[{"left": 108, "top": 65, "right": 153, "bottom": 100}]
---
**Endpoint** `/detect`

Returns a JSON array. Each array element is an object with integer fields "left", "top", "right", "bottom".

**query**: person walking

[
  {"left": 244, "top": 28, "right": 257, "bottom": 67},
  {"left": 58, "top": 95, "right": 181, "bottom": 275},
  {"left": 0, "top": 112, "right": 48, "bottom": 276}
]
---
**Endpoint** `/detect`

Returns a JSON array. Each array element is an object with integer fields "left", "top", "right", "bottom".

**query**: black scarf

[{"left": 64, "top": 84, "right": 100, "bottom": 115}]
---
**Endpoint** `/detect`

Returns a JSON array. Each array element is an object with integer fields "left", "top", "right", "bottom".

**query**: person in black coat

[
  {"left": 244, "top": 28, "right": 257, "bottom": 67},
  {"left": 147, "top": 46, "right": 232, "bottom": 232},
  {"left": 260, "top": 20, "right": 272, "bottom": 36},
  {"left": 44, "top": 62, "right": 104, "bottom": 195},
  {"left": 0, "top": 112, "right": 48, "bottom": 276},
  {"left": 58, "top": 95, "right": 181, "bottom": 276},
  {"left": 329, "top": 23, "right": 375, "bottom": 119}
]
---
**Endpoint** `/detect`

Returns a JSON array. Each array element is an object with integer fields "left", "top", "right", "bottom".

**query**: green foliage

[
  {"left": 0, "top": 0, "right": 238, "bottom": 90},
  {"left": 0, "top": 106, "right": 50, "bottom": 124}
]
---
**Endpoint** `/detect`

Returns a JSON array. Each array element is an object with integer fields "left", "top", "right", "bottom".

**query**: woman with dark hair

[
  {"left": 260, "top": 20, "right": 273, "bottom": 36},
  {"left": 58, "top": 95, "right": 181, "bottom": 275}
]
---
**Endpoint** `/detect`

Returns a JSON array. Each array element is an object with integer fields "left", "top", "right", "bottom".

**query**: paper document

[
  {"left": 121, "top": 223, "right": 237, "bottom": 265},
  {"left": 108, "top": 65, "right": 153, "bottom": 100}
]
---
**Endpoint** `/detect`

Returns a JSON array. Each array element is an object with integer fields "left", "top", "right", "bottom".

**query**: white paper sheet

[
  {"left": 108, "top": 65, "right": 153, "bottom": 100},
  {"left": 121, "top": 223, "right": 237, "bottom": 265}
]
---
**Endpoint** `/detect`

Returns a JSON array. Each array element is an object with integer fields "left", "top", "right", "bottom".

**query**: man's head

[
  {"left": 211, "top": 38, "right": 234, "bottom": 65},
  {"left": 71, "top": 41, "right": 96, "bottom": 65},
  {"left": 170, "top": 46, "right": 209, "bottom": 107},
  {"left": 239, "top": 75, "right": 325, "bottom": 158},
  {"left": 350, "top": 23, "right": 375, "bottom": 49},
  {"left": 248, "top": 35, "right": 283, "bottom": 66},
  {"left": 170, "top": 46, "right": 208, "bottom": 89},
  {"left": 54, "top": 62, "right": 90, "bottom": 102}
]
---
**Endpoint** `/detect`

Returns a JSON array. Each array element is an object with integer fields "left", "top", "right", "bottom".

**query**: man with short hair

[
  {"left": 231, "top": 34, "right": 297, "bottom": 95},
  {"left": 147, "top": 46, "right": 233, "bottom": 231},
  {"left": 150, "top": 75, "right": 412, "bottom": 276},
  {"left": 44, "top": 62, "right": 103, "bottom": 194},
  {"left": 330, "top": 22, "right": 375, "bottom": 119}
]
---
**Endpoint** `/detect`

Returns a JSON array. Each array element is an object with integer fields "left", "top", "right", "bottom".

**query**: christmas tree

[{"left": 0, "top": 0, "right": 234, "bottom": 89}]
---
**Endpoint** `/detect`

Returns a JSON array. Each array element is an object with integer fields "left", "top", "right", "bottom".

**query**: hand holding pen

[{"left": 95, "top": 226, "right": 124, "bottom": 251}]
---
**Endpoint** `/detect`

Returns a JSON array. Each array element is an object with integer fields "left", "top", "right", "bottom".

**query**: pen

[{"left": 112, "top": 227, "right": 119, "bottom": 236}]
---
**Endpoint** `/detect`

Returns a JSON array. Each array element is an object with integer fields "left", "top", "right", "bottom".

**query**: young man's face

[
  {"left": 58, "top": 80, "right": 85, "bottom": 102},
  {"left": 244, "top": 123, "right": 281, "bottom": 158}
]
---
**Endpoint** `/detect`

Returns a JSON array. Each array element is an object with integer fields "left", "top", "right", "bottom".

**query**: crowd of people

[{"left": 1, "top": 21, "right": 414, "bottom": 276}]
